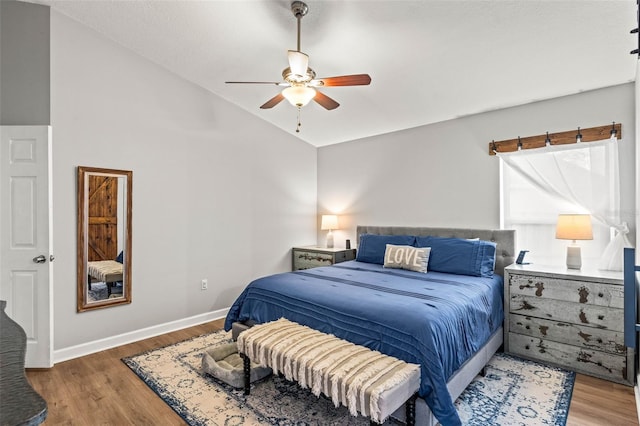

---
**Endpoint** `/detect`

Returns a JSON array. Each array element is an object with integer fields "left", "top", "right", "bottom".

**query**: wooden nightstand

[
  {"left": 504, "top": 264, "right": 632, "bottom": 385},
  {"left": 292, "top": 246, "right": 356, "bottom": 271}
]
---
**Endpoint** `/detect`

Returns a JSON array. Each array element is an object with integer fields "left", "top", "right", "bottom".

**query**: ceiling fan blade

[
  {"left": 226, "top": 81, "right": 285, "bottom": 85},
  {"left": 313, "top": 74, "right": 371, "bottom": 87},
  {"left": 260, "top": 93, "right": 285, "bottom": 109},
  {"left": 314, "top": 90, "right": 339, "bottom": 110}
]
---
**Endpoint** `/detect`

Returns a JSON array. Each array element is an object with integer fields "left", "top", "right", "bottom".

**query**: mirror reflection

[{"left": 77, "top": 166, "right": 132, "bottom": 312}]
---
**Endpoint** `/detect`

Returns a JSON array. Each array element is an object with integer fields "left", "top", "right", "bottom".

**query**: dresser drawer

[
  {"left": 509, "top": 313, "right": 625, "bottom": 355},
  {"left": 509, "top": 332, "right": 632, "bottom": 385},
  {"left": 509, "top": 294, "right": 623, "bottom": 332},
  {"left": 509, "top": 274, "right": 623, "bottom": 309}
]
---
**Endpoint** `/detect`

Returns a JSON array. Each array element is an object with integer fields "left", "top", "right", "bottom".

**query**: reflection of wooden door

[
  {"left": 0, "top": 126, "right": 53, "bottom": 368},
  {"left": 88, "top": 176, "right": 118, "bottom": 261}
]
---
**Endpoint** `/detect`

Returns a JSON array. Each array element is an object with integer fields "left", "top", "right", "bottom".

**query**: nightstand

[
  {"left": 292, "top": 246, "right": 356, "bottom": 271},
  {"left": 504, "top": 264, "right": 632, "bottom": 385}
]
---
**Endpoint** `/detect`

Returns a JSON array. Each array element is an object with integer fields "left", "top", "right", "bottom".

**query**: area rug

[{"left": 122, "top": 330, "right": 575, "bottom": 426}]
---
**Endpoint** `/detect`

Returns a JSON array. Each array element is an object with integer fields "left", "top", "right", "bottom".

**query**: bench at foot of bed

[{"left": 236, "top": 318, "right": 420, "bottom": 425}]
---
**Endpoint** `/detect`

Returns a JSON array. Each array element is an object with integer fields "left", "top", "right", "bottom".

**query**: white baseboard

[
  {"left": 635, "top": 373, "right": 640, "bottom": 424},
  {"left": 53, "top": 308, "right": 229, "bottom": 364}
]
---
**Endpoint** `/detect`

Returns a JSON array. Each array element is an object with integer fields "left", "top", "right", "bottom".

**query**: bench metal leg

[
  {"left": 240, "top": 352, "right": 250, "bottom": 395},
  {"left": 406, "top": 393, "right": 417, "bottom": 426},
  {"left": 369, "top": 392, "right": 417, "bottom": 426}
]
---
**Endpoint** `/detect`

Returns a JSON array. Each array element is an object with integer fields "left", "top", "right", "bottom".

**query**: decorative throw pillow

[
  {"left": 383, "top": 244, "right": 431, "bottom": 273},
  {"left": 415, "top": 236, "right": 496, "bottom": 277},
  {"left": 356, "top": 234, "right": 416, "bottom": 265}
]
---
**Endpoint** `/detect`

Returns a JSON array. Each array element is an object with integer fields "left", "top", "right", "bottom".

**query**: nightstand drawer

[
  {"left": 508, "top": 332, "right": 631, "bottom": 385},
  {"left": 509, "top": 274, "right": 624, "bottom": 309},
  {"left": 334, "top": 250, "right": 355, "bottom": 263},
  {"left": 292, "top": 247, "right": 356, "bottom": 271},
  {"left": 293, "top": 251, "right": 334, "bottom": 270},
  {"left": 509, "top": 313, "right": 625, "bottom": 355}
]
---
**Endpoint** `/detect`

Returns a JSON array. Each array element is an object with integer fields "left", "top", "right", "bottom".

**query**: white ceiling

[{"left": 29, "top": 0, "right": 638, "bottom": 147}]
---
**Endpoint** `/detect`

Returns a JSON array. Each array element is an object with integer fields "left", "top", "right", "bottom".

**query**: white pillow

[{"left": 383, "top": 244, "right": 431, "bottom": 273}]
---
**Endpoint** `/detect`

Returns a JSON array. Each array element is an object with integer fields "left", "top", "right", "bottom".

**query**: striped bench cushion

[
  {"left": 87, "top": 260, "right": 123, "bottom": 283},
  {"left": 237, "top": 318, "right": 420, "bottom": 424}
]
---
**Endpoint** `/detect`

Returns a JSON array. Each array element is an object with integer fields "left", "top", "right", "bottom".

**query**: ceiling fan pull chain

[{"left": 296, "top": 107, "right": 302, "bottom": 133}]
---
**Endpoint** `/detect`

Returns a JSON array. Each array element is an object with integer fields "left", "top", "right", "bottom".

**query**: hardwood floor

[{"left": 26, "top": 319, "right": 638, "bottom": 425}]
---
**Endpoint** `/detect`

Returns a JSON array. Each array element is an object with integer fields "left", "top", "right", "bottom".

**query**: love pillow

[{"left": 383, "top": 244, "right": 431, "bottom": 273}]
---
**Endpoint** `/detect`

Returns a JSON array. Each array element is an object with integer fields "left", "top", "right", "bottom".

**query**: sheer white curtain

[{"left": 498, "top": 138, "right": 631, "bottom": 271}]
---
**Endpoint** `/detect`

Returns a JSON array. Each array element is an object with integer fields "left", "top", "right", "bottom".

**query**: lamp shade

[
  {"left": 320, "top": 215, "right": 338, "bottom": 231},
  {"left": 287, "top": 50, "right": 309, "bottom": 78},
  {"left": 555, "top": 214, "right": 593, "bottom": 240},
  {"left": 282, "top": 85, "right": 316, "bottom": 107}
]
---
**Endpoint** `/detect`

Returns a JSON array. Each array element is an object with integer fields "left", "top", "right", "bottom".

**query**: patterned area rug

[{"left": 122, "top": 330, "right": 575, "bottom": 426}]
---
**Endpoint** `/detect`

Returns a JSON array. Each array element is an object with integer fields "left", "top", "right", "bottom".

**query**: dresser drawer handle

[
  {"left": 525, "top": 325, "right": 530, "bottom": 330},
  {"left": 598, "top": 292, "right": 604, "bottom": 297},
  {"left": 525, "top": 345, "right": 530, "bottom": 350}
]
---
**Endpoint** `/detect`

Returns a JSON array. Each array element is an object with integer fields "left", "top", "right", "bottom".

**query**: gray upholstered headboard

[{"left": 356, "top": 225, "right": 516, "bottom": 277}]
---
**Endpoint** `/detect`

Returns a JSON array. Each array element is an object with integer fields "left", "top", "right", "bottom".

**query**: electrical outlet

[{"left": 201, "top": 279, "right": 208, "bottom": 290}]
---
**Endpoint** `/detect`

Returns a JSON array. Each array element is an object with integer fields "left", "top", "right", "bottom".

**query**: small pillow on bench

[{"left": 202, "top": 343, "right": 271, "bottom": 388}]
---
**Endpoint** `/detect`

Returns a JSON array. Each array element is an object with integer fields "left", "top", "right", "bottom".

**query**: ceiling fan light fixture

[
  {"left": 287, "top": 50, "right": 309, "bottom": 78},
  {"left": 282, "top": 85, "right": 316, "bottom": 107}
]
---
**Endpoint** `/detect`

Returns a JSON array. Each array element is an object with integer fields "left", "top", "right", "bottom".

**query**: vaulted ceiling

[{"left": 29, "top": 0, "right": 638, "bottom": 147}]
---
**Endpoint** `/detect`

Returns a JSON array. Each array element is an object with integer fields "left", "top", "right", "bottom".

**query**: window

[
  {"left": 501, "top": 160, "right": 611, "bottom": 266},
  {"left": 499, "top": 139, "right": 623, "bottom": 268}
]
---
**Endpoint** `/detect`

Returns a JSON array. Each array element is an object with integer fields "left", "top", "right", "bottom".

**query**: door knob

[{"left": 33, "top": 255, "right": 46, "bottom": 264}]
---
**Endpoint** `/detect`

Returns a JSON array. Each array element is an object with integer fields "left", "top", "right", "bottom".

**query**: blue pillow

[
  {"left": 115, "top": 251, "right": 124, "bottom": 263},
  {"left": 415, "top": 236, "right": 496, "bottom": 277},
  {"left": 356, "top": 234, "right": 416, "bottom": 265}
]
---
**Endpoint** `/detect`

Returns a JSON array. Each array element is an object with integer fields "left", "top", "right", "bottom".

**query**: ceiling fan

[{"left": 225, "top": 1, "right": 372, "bottom": 132}]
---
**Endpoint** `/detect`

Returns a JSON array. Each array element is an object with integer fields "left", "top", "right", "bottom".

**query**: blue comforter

[{"left": 224, "top": 260, "right": 504, "bottom": 425}]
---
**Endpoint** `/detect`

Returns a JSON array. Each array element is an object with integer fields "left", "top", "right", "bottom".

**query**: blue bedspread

[{"left": 224, "top": 260, "right": 504, "bottom": 426}]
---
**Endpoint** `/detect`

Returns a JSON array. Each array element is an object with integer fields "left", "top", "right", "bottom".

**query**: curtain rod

[{"left": 488, "top": 123, "right": 622, "bottom": 156}]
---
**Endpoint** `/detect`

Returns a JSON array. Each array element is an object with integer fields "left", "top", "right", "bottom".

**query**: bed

[{"left": 225, "top": 225, "right": 516, "bottom": 426}]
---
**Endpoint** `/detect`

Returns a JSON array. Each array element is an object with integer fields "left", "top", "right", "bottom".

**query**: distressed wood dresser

[{"left": 504, "top": 264, "right": 632, "bottom": 385}]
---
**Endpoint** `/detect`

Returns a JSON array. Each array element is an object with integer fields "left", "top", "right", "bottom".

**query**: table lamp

[
  {"left": 320, "top": 215, "right": 338, "bottom": 248},
  {"left": 555, "top": 214, "right": 593, "bottom": 269}
]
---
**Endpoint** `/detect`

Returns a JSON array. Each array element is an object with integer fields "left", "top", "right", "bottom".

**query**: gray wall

[
  {"left": 0, "top": 1, "right": 50, "bottom": 125},
  {"left": 48, "top": 11, "right": 316, "bottom": 350},
  {"left": 317, "top": 83, "right": 636, "bottom": 251}
]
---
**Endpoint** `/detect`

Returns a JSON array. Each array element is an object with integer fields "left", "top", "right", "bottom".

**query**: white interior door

[{"left": 0, "top": 125, "right": 53, "bottom": 368}]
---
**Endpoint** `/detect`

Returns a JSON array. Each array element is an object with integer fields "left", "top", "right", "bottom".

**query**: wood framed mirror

[{"left": 77, "top": 166, "right": 132, "bottom": 312}]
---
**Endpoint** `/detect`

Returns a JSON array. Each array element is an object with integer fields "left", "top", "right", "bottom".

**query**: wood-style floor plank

[
  {"left": 26, "top": 319, "right": 638, "bottom": 425},
  {"left": 567, "top": 374, "right": 638, "bottom": 426}
]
